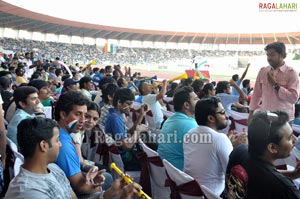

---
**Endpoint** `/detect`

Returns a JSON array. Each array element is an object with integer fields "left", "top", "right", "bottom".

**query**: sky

[{"left": 4, "top": 0, "right": 300, "bottom": 33}]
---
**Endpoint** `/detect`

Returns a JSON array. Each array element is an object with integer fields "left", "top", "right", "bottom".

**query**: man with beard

[
  {"left": 244, "top": 111, "right": 300, "bottom": 198},
  {"left": 183, "top": 96, "right": 246, "bottom": 197},
  {"left": 157, "top": 86, "right": 199, "bottom": 170},
  {"left": 248, "top": 41, "right": 299, "bottom": 122}
]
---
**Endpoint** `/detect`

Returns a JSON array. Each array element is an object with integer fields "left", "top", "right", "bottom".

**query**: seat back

[
  {"left": 7, "top": 138, "right": 24, "bottom": 176},
  {"left": 3, "top": 138, "right": 24, "bottom": 195},
  {"left": 139, "top": 140, "right": 170, "bottom": 199},
  {"left": 161, "top": 109, "right": 174, "bottom": 119},
  {"left": 86, "top": 124, "right": 124, "bottom": 180},
  {"left": 128, "top": 102, "right": 142, "bottom": 129},
  {"left": 145, "top": 110, "right": 157, "bottom": 131},
  {"left": 163, "top": 159, "right": 205, "bottom": 199},
  {"left": 228, "top": 110, "right": 249, "bottom": 133},
  {"left": 104, "top": 134, "right": 124, "bottom": 180},
  {"left": 163, "top": 97, "right": 175, "bottom": 112}
]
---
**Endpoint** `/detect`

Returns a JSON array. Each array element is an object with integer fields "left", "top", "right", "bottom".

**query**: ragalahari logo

[{"left": 258, "top": 2, "right": 297, "bottom": 12}]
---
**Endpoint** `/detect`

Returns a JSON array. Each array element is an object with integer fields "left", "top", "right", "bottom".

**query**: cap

[{"left": 64, "top": 78, "right": 79, "bottom": 87}]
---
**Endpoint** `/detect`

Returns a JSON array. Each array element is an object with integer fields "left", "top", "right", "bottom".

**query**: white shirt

[
  {"left": 23, "top": 58, "right": 33, "bottom": 79},
  {"left": 183, "top": 125, "right": 233, "bottom": 196},
  {"left": 142, "top": 94, "right": 164, "bottom": 129}
]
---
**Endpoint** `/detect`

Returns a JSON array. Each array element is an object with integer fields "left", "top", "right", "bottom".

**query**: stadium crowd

[
  {"left": 0, "top": 39, "right": 299, "bottom": 199},
  {"left": 0, "top": 38, "right": 266, "bottom": 66}
]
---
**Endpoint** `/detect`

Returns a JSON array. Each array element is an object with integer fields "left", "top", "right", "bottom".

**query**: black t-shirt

[
  {"left": 244, "top": 157, "right": 300, "bottom": 199},
  {"left": 1, "top": 90, "right": 13, "bottom": 112}
]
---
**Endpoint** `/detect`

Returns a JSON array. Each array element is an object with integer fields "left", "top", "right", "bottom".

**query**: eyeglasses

[
  {"left": 266, "top": 112, "right": 279, "bottom": 139},
  {"left": 216, "top": 110, "right": 226, "bottom": 115}
]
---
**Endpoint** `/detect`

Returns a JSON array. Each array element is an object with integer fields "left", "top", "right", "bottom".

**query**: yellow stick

[{"left": 110, "top": 163, "right": 152, "bottom": 199}]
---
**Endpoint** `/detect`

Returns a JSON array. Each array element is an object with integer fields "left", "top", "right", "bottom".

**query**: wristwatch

[{"left": 272, "top": 83, "right": 280, "bottom": 90}]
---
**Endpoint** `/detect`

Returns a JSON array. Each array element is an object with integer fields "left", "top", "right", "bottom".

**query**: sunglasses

[
  {"left": 216, "top": 110, "right": 226, "bottom": 115},
  {"left": 266, "top": 112, "right": 279, "bottom": 139}
]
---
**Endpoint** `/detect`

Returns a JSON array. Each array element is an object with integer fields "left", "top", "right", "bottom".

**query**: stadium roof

[{"left": 1, "top": 0, "right": 300, "bottom": 45}]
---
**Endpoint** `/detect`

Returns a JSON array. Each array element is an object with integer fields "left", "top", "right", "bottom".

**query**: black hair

[
  {"left": 54, "top": 90, "right": 90, "bottom": 121},
  {"left": 242, "top": 79, "right": 250, "bottom": 88},
  {"left": 87, "top": 101, "right": 101, "bottom": 117},
  {"left": 15, "top": 67, "right": 24, "bottom": 76},
  {"left": 248, "top": 111, "right": 289, "bottom": 158},
  {"left": 199, "top": 83, "right": 215, "bottom": 99},
  {"left": 79, "top": 76, "right": 92, "bottom": 89},
  {"left": 102, "top": 83, "right": 119, "bottom": 104},
  {"left": 264, "top": 41, "right": 287, "bottom": 58},
  {"left": 93, "top": 68, "right": 100, "bottom": 73},
  {"left": 232, "top": 74, "right": 239, "bottom": 81},
  {"left": 13, "top": 86, "right": 38, "bottom": 109},
  {"left": 216, "top": 81, "right": 229, "bottom": 94},
  {"left": 191, "top": 79, "right": 204, "bottom": 94},
  {"left": 99, "top": 76, "right": 116, "bottom": 90},
  {"left": 30, "top": 71, "right": 42, "bottom": 81},
  {"left": 182, "top": 78, "right": 193, "bottom": 86},
  {"left": 105, "top": 65, "right": 112, "bottom": 72},
  {"left": 195, "top": 96, "right": 221, "bottom": 125},
  {"left": 17, "top": 117, "right": 59, "bottom": 158},
  {"left": 100, "top": 68, "right": 105, "bottom": 73},
  {"left": 112, "top": 88, "right": 135, "bottom": 107},
  {"left": 117, "top": 78, "right": 126, "bottom": 88},
  {"left": 173, "top": 86, "right": 194, "bottom": 112},
  {"left": 0, "top": 71, "right": 12, "bottom": 77},
  {"left": 55, "top": 68, "right": 62, "bottom": 77},
  {"left": 0, "top": 76, "right": 12, "bottom": 91}
]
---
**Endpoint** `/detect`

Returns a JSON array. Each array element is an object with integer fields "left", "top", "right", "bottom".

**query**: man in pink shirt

[{"left": 249, "top": 41, "right": 299, "bottom": 122}]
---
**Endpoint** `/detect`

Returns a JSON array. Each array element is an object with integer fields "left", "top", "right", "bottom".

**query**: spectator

[
  {"left": 249, "top": 41, "right": 300, "bottom": 122},
  {"left": 105, "top": 88, "right": 148, "bottom": 170},
  {"left": 232, "top": 63, "right": 250, "bottom": 96},
  {"left": 183, "top": 96, "right": 247, "bottom": 196},
  {"left": 7, "top": 86, "right": 40, "bottom": 146},
  {"left": 139, "top": 80, "right": 167, "bottom": 129},
  {"left": 157, "top": 86, "right": 199, "bottom": 170},
  {"left": 165, "top": 82, "right": 178, "bottom": 97},
  {"left": 245, "top": 111, "right": 299, "bottom": 198},
  {"left": 98, "top": 83, "right": 119, "bottom": 126},
  {"left": 5, "top": 118, "right": 77, "bottom": 198},
  {"left": 0, "top": 76, "right": 13, "bottom": 111}
]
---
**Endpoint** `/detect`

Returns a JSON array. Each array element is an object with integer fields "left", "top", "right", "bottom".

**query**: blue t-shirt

[
  {"left": 135, "top": 95, "right": 143, "bottom": 103},
  {"left": 232, "top": 80, "right": 241, "bottom": 96},
  {"left": 216, "top": 93, "right": 239, "bottom": 114},
  {"left": 7, "top": 109, "right": 35, "bottom": 146},
  {"left": 157, "top": 112, "right": 198, "bottom": 170},
  {"left": 93, "top": 73, "right": 103, "bottom": 84},
  {"left": 55, "top": 128, "right": 81, "bottom": 178},
  {"left": 105, "top": 108, "right": 127, "bottom": 158}
]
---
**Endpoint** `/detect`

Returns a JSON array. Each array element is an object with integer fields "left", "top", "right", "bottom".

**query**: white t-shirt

[
  {"left": 142, "top": 94, "right": 164, "bottom": 129},
  {"left": 183, "top": 125, "right": 233, "bottom": 196}
]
